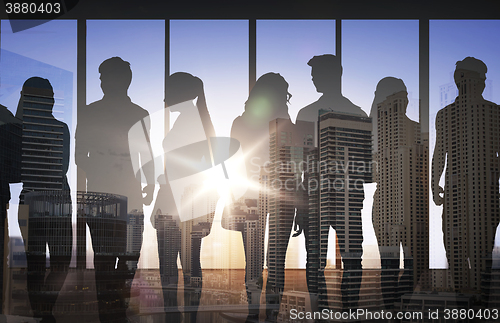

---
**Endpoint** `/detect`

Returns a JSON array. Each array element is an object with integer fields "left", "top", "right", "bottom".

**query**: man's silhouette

[
  {"left": 75, "top": 57, "right": 154, "bottom": 323},
  {"left": 296, "top": 54, "right": 369, "bottom": 311},
  {"left": 0, "top": 102, "right": 22, "bottom": 311},
  {"left": 432, "top": 57, "right": 500, "bottom": 293},
  {"left": 297, "top": 54, "right": 365, "bottom": 123},
  {"left": 15, "top": 77, "right": 72, "bottom": 322}
]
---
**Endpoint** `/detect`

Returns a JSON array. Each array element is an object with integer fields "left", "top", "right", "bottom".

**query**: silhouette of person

[
  {"left": 15, "top": 77, "right": 72, "bottom": 322},
  {"left": 231, "top": 73, "right": 291, "bottom": 182},
  {"left": 296, "top": 54, "right": 369, "bottom": 311},
  {"left": 227, "top": 72, "right": 292, "bottom": 321},
  {"left": 75, "top": 57, "right": 155, "bottom": 323},
  {"left": 296, "top": 54, "right": 365, "bottom": 123},
  {"left": 370, "top": 77, "right": 426, "bottom": 309},
  {"left": 0, "top": 102, "right": 22, "bottom": 310},
  {"left": 153, "top": 72, "right": 216, "bottom": 323},
  {"left": 432, "top": 57, "right": 500, "bottom": 294}
]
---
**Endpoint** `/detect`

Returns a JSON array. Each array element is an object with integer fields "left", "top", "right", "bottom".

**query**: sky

[{"left": 2, "top": 19, "right": 500, "bottom": 270}]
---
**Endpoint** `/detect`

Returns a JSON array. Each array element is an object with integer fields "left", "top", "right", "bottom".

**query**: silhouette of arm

[
  {"left": 139, "top": 115, "right": 155, "bottom": 205},
  {"left": 432, "top": 109, "right": 446, "bottom": 206},
  {"left": 75, "top": 113, "right": 90, "bottom": 191},
  {"left": 62, "top": 123, "right": 70, "bottom": 178},
  {"left": 296, "top": 109, "right": 306, "bottom": 123}
]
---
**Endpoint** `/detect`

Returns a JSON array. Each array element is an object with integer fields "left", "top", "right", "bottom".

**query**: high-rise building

[
  {"left": 316, "top": 111, "right": 372, "bottom": 310},
  {"left": 13, "top": 77, "right": 72, "bottom": 322},
  {"left": 154, "top": 210, "right": 181, "bottom": 285},
  {"left": 191, "top": 222, "right": 211, "bottom": 279},
  {"left": 259, "top": 165, "right": 270, "bottom": 271},
  {"left": 373, "top": 90, "right": 429, "bottom": 306},
  {"left": 267, "top": 118, "right": 314, "bottom": 295},
  {"left": 227, "top": 198, "right": 261, "bottom": 281},
  {"left": 127, "top": 210, "right": 144, "bottom": 270},
  {"left": 302, "top": 147, "right": 320, "bottom": 295},
  {"left": 0, "top": 104, "right": 22, "bottom": 309},
  {"left": 432, "top": 59, "right": 500, "bottom": 293},
  {"left": 179, "top": 183, "right": 217, "bottom": 280},
  {"left": 16, "top": 80, "right": 69, "bottom": 202},
  {"left": 245, "top": 213, "right": 261, "bottom": 282},
  {"left": 440, "top": 72, "right": 493, "bottom": 108}
]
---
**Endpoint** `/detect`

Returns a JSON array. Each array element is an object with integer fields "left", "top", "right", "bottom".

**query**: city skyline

[{"left": 0, "top": 4, "right": 499, "bottom": 320}]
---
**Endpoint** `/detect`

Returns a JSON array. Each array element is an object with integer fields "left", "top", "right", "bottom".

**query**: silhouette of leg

[
  {"left": 379, "top": 252, "right": 399, "bottom": 310},
  {"left": 339, "top": 253, "right": 362, "bottom": 310},
  {"left": 398, "top": 239, "right": 414, "bottom": 301},
  {"left": 265, "top": 210, "right": 293, "bottom": 321},
  {"left": 44, "top": 216, "right": 72, "bottom": 321},
  {"left": 157, "top": 223, "right": 182, "bottom": 323},
  {"left": 241, "top": 227, "right": 263, "bottom": 323},
  {"left": 22, "top": 212, "right": 51, "bottom": 321},
  {"left": 0, "top": 199, "right": 6, "bottom": 310},
  {"left": 186, "top": 232, "right": 202, "bottom": 323},
  {"left": 442, "top": 210, "right": 455, "bottom": 290}
]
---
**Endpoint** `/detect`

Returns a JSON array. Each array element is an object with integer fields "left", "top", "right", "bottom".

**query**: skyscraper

[
  {"left": 179, "top": 183, "right": 217, "bottom": 279},
  {"left": 14, "top": 77, "right": 72, "bottom": 322},
  {"left": 127, "top": 210, "right": 145, "bottom": 270},
  {"left": 16, "top": 78, "right": 70, "bottom": 201},
  {"left": 432, "top": 57, "right": 500, "bottom": 293},
  {"left": 317, "top": 110, "right": 372, "bottom": 310},
  {"left": 227, "top": 198, "right": 261, "bottom": 281},
  {"left": 266, "top": 118, "right": 314, "bottom": 297},
  {"left": 154, "top": 210, "right": 181, "bottom": 285},
  {"left": 373, "top": 89, "right": 429, "bottom": 307},
  {"left": 0, "top": 104, "right": 22, "bottom": 309}
]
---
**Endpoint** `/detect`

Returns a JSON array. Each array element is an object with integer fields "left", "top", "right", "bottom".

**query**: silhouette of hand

[
  {"left": 292, "top": 221, "right": 302, "bottom": 237},
  {"left": 142, "top": 184, "right": 155, "bottom": 205},
  {"left": 433, "top": 186, "right": 444, "bottom": 206}
]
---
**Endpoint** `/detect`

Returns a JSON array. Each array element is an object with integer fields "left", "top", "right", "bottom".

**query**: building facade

[
  {"left": 432, "top": 63, "right": 500, "bottom": 293},
  {"left": 317, "top": 111, "right": 372, "bottom": 310},
  {"left": 373, "top": 90, "right": 429, "bottom": 305},
  {"left": 266, "top": 118, "right": 314, "bottom": 296}
]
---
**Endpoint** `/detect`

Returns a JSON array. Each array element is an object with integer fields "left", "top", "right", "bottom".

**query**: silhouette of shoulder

[
  {"left": 297, "top": 96, "right": 366, "bottom": 122},
  {"left": 231, "top": 116, "right": 243, "bottom": 136},
  {"left": 0, "top": 104, "right": 19, "bottom": 124},
  {"left": 85, "top": 97, "right": 148, "bottom": 119},
  {"left": 76, "top": 97, "right": 149, "bottom": 169}
]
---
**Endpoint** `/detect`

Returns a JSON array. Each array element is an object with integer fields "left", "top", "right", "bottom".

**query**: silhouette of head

[
  {"left": 165, "top": 72, "right": 203, "bottom": 107},
  {"left": 16, "top": 77, "right": 54, "bottom": 118},
  {"left": 165, "top": 72, "right": 215, "bottom": 139},
  {"left": 373, "top": 77, "right": 407, "bottom": 112},
  {"left": 308, "top": 54, "right": 342, "bottom": 94},
  {"left": 99, "top": 57, "right": 132, "bottom": 96},
  {"left": 454, "top": 57, "right": 487, "bottom": 94},
  {"left": 244, "top": 73, "right": 291, "bottom": 123},
  {"left": 22, "top": 76, "right": 54, "bottom": 99}
]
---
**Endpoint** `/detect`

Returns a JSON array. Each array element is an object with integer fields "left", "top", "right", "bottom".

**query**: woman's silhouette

[
  {"left": 231, "top": 73, "right": 291, "bottom": 182},
  {"left": 227, "top": 72, "right": 292, "bottom": 321},
  {"left": 15, "top": 77, "right": 71, "bottom": 323},
  {"left": 153, "top": 72, "right": 216, "bottom": 323}
]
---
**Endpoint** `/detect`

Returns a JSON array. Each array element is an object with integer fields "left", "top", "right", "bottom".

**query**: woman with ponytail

[{"left": 153, "top": 72, "right": 217, "bottom": 323}]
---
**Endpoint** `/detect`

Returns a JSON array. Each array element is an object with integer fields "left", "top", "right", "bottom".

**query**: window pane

[
  {"left": 170, "top": 20, "right": 248, "bottom": 138},
  {"left": 257, "top": 20, "right": 335, "bottom": 121}
]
